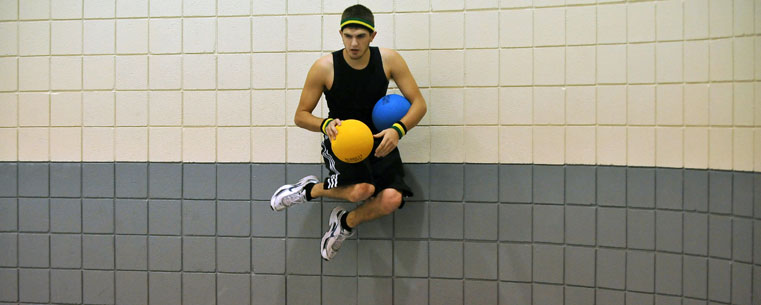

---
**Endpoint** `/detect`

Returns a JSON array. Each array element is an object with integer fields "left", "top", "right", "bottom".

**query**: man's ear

[{"left": 370, "top": 31, "right": 377, "bottom": 41}]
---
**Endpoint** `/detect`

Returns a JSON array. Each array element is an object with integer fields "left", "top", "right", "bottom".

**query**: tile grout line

[
  {"left": 142, "top": 162, "right": 150, "bottom": 304},
  {"left": 112, "top": 163, "right": 116, "bottom": 304},
  {"left": 78, "top": 160, "right": 83, "bottom": 305}
]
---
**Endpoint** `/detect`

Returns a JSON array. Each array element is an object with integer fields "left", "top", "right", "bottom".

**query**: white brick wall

[{"left": 0, "top": 0, "right": 759, "bottom": 171}]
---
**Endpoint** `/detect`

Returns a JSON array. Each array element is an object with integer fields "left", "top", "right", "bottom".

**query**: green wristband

[
  {"left": 391, "top": 125, "right": 404, "bottom": 139},
  {"left": 321, "top": 118, "right": 334, "bottom": 135}
]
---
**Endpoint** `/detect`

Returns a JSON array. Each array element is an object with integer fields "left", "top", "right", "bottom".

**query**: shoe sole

[
  {"left": 269, "top": 184, "right": 292, "bottom": 211},
  {"left": 321, "top": 207, "right": 343, "bottom": 261},
  {"left": 320, "top": 230, "right": 332, "bottom": 261}
]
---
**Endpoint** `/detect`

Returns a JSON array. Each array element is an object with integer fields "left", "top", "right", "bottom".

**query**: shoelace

[
  {"left": 332, "top": 233, "right": 346, "bottom": 250},
  {"left": 331, "top": 227, "right": 353, "bottom": 250},
  {"left": 282, "top": 190, "right": 306, "bottom": 207}
]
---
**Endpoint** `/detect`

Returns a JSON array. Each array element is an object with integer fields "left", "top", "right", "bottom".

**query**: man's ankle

[
  {"left": 304, "top": 183, "right": 316, "bottom": 201},
  {"left": 340, "top": 211, "right": 354, "bottom": 230}
]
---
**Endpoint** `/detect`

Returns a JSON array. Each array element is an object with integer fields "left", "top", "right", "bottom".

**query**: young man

[{"left": 269, "top": 4, "right": 427, "bottom": 261}]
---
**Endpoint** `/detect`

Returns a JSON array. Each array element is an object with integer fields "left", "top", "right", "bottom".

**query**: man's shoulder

[
  {"left": 378, "top": 47, "right": 403, "bottom": 71},
  {"left": 378, "top": 47, "right": 400, "bottom": 59},
  {"left": 310, "top": 54, "right": 334, "bottom": 78},
  {"left": 314, "top": 54, "right": 333, "bottom": 69}
]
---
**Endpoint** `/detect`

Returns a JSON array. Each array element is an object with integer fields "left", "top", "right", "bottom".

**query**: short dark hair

[{"left": 341, "top": 4, "right": 375, "bottom": 32}]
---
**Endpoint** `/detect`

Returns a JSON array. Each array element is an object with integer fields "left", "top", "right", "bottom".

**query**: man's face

[{"left": 340, "top": 27, "right": 376, "bottom": 60}]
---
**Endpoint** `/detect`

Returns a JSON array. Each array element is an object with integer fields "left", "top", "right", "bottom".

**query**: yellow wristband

[
  {"left": 321, "top": 118, "right": 334, "bottom": 135},
  {"left": 391, "top": 123, "right": 406, "bottom": 138}
]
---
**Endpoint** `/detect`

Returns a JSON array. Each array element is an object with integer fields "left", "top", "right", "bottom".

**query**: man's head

[
  {"left": 340, "top": 4, "right": 376, "bottom": 59},
  {"left": 341, "top": 4, "right": 375, "bottom": 33}
]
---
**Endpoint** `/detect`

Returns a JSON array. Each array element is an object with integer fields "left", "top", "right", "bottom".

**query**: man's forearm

[
  {"left": 399, "top": 97, "right": 427, "bottom": 131},
  {"left": 294, "top": 111, "right": 325, "bottom": 133}
]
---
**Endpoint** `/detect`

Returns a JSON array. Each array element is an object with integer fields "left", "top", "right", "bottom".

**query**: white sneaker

[
  {"left": 270, "top": 175, "right": 319, "bottom": 211},
  {"left": 321, "top": 206, "right": 354, "bottom": 261}
]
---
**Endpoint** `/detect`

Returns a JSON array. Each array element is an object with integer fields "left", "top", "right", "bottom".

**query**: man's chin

[{"left": 345, "top": 48, "right": 366, "bottom": 59}]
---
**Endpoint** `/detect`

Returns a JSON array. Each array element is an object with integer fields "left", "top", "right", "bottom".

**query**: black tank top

[{"left": 324, "top": 47, "right": 389, "bottom": 134}]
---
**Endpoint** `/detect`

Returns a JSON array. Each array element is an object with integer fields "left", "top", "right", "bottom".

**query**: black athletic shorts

[{"left": 320, "top": 134, "right": 414, "bottom": 206}]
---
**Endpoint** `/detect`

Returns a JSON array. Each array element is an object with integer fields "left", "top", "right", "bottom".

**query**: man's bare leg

[
  {"left": 311, "top": 184, "right": 402, "bottom": 228},
  {"left": 344, "top": 188, "right": 402, "bottom": 228},
  {"left": 310, "top": 182, "right": 375, "bottom": 203},
  {"left": 319, "top": 187, "right": 403, "bottom": 261}
]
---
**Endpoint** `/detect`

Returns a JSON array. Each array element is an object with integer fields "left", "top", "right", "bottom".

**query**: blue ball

[{"left": 372, "top": 94, "right": 411, "bottom": 131}]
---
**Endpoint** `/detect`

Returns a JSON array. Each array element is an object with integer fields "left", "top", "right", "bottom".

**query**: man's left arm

[
  {"left": 373, "top": 49, "right": 427, "bottom": 157},
  {"left": 388, "top": 50, "right": 426, "bottom": 130}
]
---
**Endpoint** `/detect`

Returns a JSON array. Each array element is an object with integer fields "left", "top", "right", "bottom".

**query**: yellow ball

[{"left": 331, "top": 119, "right": 373, "bottom": 163}]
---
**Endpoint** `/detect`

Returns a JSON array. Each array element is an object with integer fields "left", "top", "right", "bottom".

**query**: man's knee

[
  {"left": 348, "top": 183, "right": 375, "bottom": 202},
  {"left": 378, "top": 189, "right": 402, "bottom": 215}
]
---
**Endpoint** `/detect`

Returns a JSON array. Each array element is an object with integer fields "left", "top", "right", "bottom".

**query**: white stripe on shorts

[{"left": 322, "top": 135, "right": 340, "bottom": 189}]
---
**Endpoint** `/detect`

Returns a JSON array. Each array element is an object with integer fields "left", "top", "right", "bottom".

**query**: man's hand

[
  {"left": 326, "top": 118, "right": 341, "bottom": 141},
  {"left": 373, "top": 128, "right": 399, "bottom": 158}
]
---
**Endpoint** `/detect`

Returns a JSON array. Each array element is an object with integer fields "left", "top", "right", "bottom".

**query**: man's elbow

[
  {"left": 416, "top": 98, "right": 427, "bottom": 114},
  {"left": 293, "top": 112, "right": 304, "bottom": 128}
]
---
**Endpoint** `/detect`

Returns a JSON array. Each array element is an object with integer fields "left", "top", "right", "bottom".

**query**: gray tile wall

[{"left": 0, "top": 162, "right": 759, "bottom": 305}]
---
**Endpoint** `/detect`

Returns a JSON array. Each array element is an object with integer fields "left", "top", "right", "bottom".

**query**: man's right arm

[{"left": 294, "top": 58, "right": 330, "bottom": 133}]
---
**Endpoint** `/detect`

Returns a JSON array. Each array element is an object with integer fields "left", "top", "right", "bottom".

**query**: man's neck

[{"left": 342, "top": 48, "right": 371, "bottom": 70}]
